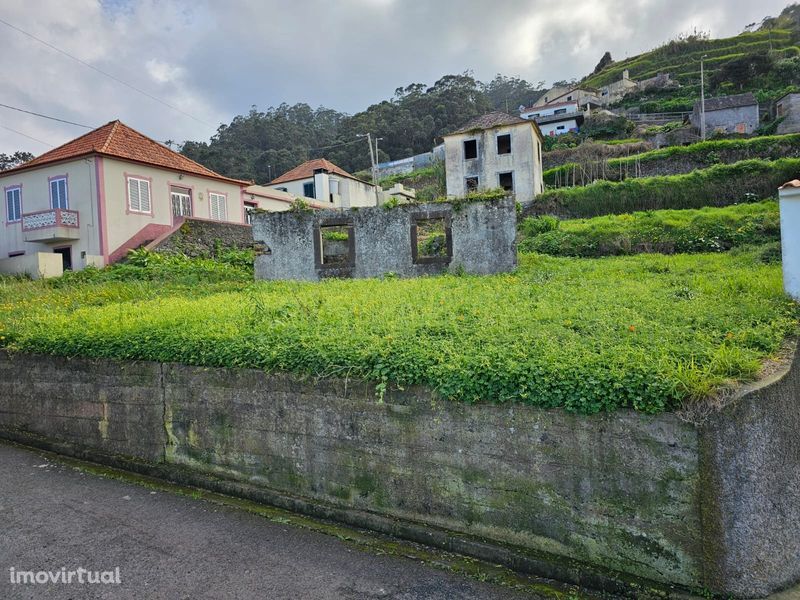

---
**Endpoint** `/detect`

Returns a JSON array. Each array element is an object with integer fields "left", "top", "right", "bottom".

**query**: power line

[
  {"left": 0, "top": 102, "right": 94, "bottom": 129},
  {"left": 308, "top": 137, "right": 364, "bottom": 152},
  {"left": 0, "top": 124, "right": 54, "bottom": 147},
  {"left": 0, "top": 17, "right": 214, "bottom": 128}
]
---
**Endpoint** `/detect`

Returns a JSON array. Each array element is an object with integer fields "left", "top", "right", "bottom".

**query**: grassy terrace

[{"left": 0, "top": 250, "right": 795, "bottom": 414}]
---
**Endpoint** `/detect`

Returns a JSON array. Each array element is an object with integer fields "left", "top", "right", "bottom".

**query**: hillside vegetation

[
  {"left": 543, "top": 134, "right": 800, "bottom": 186},
  {"left": 531, "top": 158, "right": 800, "bottom": 218},
  {"left": 0, "top": 250, "right": 795, "bottom": 414},
  {"left": 519, "top": 201, "right": 780, "bottom": 257}
]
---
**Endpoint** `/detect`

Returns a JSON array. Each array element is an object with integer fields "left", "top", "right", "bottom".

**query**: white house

[
  {"left": 519, "top": 101, "right": 584, "bottom": 136},
  {"left": 443, "top": 112, "right": 544, "bottom": 202},
  {"left": 0, "top": 120, "right": 258, "bottom": 277},
  {"left": 267, "top": 159, "right": 381, "bottom": 208}
]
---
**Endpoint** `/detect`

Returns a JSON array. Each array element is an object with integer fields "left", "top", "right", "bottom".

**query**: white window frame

[
  {"left": 127, "top": 176, "right": 152, "bottom": 214},
  {"left": 171, "top": 189, "right": 192, "bottom": 217},
  {"left": 5, "top": 187, "right": 21, "bottom": 223},
  {"left": 209, "top": 192, "right": 227, "bottom": 221},
  {"left": 49, "top": 177, "right": 68, "bottom": 210}
]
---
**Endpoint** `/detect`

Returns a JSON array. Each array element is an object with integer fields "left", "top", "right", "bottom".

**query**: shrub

[
  {"left": 533, "top": 158, "right": 800, "bottom": 218},
  {"left": 519, "top": 201, "right": 779, "bottom": 257}
]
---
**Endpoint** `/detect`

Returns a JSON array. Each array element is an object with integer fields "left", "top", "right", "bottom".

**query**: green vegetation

[
  {"left": 379, "top": 160, "right": 446, "bottom": 201},
  {"left": 0, "top": 250, "right": 796, "bottom": 414},
  {"left": 519, "top": 201, "right": 779, "bottom": 257},
  {"left": 543, "top": 134, "right": 800, "bottom": 187},
  {"left": 534, "top": 158, "right": 800, "bottom": 218}
]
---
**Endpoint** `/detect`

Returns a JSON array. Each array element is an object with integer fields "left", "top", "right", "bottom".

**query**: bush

[
  {"left": 519, "top": 201, "right": 779, "bottom": 257},
  {"left": 533, "top": 158, "right": 800, "bottom": 218}
]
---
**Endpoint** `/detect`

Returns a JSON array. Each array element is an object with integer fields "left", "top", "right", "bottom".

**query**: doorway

[{"left": 54, "top": 247, "right": 72, "bottom": 271}]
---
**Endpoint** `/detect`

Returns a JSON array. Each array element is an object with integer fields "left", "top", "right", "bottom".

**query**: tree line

[{"left": 180, "top": 73, "right": 545, "bottom": 183}]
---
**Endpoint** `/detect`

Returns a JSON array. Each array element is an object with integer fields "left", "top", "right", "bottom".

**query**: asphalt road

[{"left": 0, "top": 442, "right": 544, "bottom": 600}]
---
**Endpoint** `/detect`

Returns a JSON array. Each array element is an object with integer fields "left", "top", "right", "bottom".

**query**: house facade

[
  {"left": 443, "top": 112, "right": 544, "bottom": 202},
  {"left": 0, "top": 120, "right": 252, "bottom": 276},
  {"left": 691, "top": 93, "right": 760, "bottom": 135},
  {"left": 530, "top": 86, "right": 601, "bottom": 110},
  {"left": 777, "top": 92, "right": 800, "bottom": 135},
  {"left": 267, "top": 159, "right": 381, "bottom": 208},
  {"left": 519, "top": 101, "right": 583, "bottom": 136}
]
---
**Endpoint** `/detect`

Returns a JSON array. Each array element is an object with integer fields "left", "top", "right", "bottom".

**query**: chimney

[{"left": 623, "top": 69, "right": 630, "bottom": 80}]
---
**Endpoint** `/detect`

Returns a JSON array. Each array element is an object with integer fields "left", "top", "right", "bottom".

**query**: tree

[{"left": 0, "top": 151, "right": 34, "bottom": 171}]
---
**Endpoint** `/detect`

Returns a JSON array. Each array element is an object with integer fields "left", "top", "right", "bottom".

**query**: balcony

[{"left": 22, "top": 209, "right": 80, "bottom": 243}]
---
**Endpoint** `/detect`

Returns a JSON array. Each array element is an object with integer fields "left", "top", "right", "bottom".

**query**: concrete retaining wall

[{"left": 1, "top": 350, "right": 799, "bottom": 596}]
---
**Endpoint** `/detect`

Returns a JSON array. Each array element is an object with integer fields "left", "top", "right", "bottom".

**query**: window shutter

[
  {"left": 140, "top": 180, "right": 151, "bottom": 213},
  {"left": 128, "top": 178, "right": 140, "bottom": 212}
]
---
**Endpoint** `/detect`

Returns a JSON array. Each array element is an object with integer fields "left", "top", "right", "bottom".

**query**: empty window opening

[
  {"left": 412, "top": 214, "right": 452, "bottom": 264},
  {"left": 465, "top": 176, "right": 479, "bottom": 192},
  {"left": 318, "top": 224, "right": 354, "bottom": 267},
  {"left": 496, "top": 134, "right": 511, "bottom": 155},
  {"left": 463, "top": 139, "right": 477, "bottom": 160},
  {"left": 498, "top": 172, "right": 514, "bottom": 192}
]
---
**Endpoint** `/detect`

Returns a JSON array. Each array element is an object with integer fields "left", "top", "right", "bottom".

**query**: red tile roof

[
  {"left": 270, "top": 158, "right": 360, "bottom": 185},
  {"left": 4, "top": 120, "right": 251, "bottom": 185}
]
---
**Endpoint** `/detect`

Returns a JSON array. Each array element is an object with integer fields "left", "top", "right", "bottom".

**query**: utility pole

[
  {"left": 357, "top": 133, "right": 381, "bottom": 205},
  {"left": 700, "top": 54, "right": 708, "bottom": 141}
]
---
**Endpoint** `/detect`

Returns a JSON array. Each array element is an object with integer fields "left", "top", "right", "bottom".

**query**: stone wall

[
  {"left": 151, "top": 218, "right": 253, "bottom": 257},
  {"left": 1, "top": 350, "right": 799, "bottom": 596},
  {"left": 251, "top": 197, "right": 517, "bottom": 281}
]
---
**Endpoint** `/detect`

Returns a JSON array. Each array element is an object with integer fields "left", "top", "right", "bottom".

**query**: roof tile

[
  {"left": 4, "top": 120, "right": 250, "bottom": 185},
  {"left": 270, "top": 158, "right": 359, "bottom": 185}
]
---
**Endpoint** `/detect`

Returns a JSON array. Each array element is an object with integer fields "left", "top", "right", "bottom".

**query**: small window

[
  {"left": 463, "top": 139, "right": 478, "bottom": 160},
  {"left": 496, "top": 134, "right": 511, "bottom": 155},
  {"left": 50, "top": 177, "right": 68, "bottom": 210},
  {"left": 170, "top": 187, "right": 192, "bottom": 217},
  {"left": 127, "top": 177, "right": 151, "bottom": 213},
  {"left": 5, "top": 187, "right": 21, "bottom": 223},
  {"left": 411, "top": 213, "right": 452, "bottom": 265},
  {"left": 554, "top": 108, "right": 567, "bottom": 115},
  {"left": 244, "top": 201, "right": 257, "bottom": 225},
  {"left": 567, "top": 95, "right": 573, "bottom": 101},
  {"left": 556, "top": 125, "right": 566, "bottom": 130},
  {"left": 277, "top": 187, "right": 288, "bottom": 192},
  {"left": 498, "top": 172, "right": 514, "bottom": 192},
  {"left": 303, "top": 182, "right": 315, "bottom": 198},
  {"left": 8, "top": 251, "right": 24, "bottom": 257},
  {"left": 209, "top": 192, "right": 227, "bottom": 221},
  {"left": 465, "top": 176, "right": 479, "bottom": 192}
]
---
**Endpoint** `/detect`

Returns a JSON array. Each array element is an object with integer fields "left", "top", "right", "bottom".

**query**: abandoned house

[
  {"left": 777, "top": 92, "right": 800, "bottom": 135},
  {"left": 690, "top": 92, "right": 760, "bottom": 135},
  {"left": 443, "top": 112, "right": 544, "bottom": 202},
  {"left": 519, "top": 100, "right": 584, "bottom": 136}
]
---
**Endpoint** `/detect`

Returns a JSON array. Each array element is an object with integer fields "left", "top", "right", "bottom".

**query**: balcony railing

[{"left": 22, "top": 209, "right": 80, "bottom": 242}]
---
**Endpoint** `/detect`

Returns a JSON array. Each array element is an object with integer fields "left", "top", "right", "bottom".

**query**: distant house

[
  {"left": 598, "top": 70, "right": 639, "bottom": 104},
  {"left": 777, "top": 92, "right": 800, "bottom": 135},
  {"left": 530, "top": 86, "right": 601, "bottom": 110},
  {"left": 0, "top": 120, "right": 257, "bottom": 277},
  {"left": 519, "top": 101, "right": 583, "bottom": 136},
  {"left": 267, "top": 158, "right": 382, "bottom": 208},
  {"left": 443, "top": 112, "right": 544, "bottom": 202},
  {"left": 691, "top": 93, "right": 759, "bottom": 135}
]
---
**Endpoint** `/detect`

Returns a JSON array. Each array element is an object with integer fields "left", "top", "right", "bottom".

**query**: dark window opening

[
  {"left": 496, "top": 134, "right": 511, "bottom": 155},
  {"left": 465, "top": 177, "right": 479, "bottom": 192},
  {"left": 567, "top": 95, "right": 573, "bottom": 101},
  {"left": 554, "top": 108, "right": 567, "bottom": 115},
  {"left": 315, "top": 220, "right": 355, "bottom": 272},
  {"left": 54, "top": 247, "right": 72, "bottom": 271},
  {"left": 244, "top": 201, "right": 257, "bottom": 225},
  {"left": 303, "top": 182, "right": 316, "bottom": 198},
  {"left": 463, "top": 139, "right": 477, "bottom": 160},
  {"left": 498, "top": 172, "right": 514, "bottom": 192},
  {"left": 556, "top": 125, "right": 566, "bottom": 130},
  {"left": 8, "top": 251, "right": 24, "bottom": 257},
  {"left": 411, "top": 214, "right": 452, "bottom": 265}
]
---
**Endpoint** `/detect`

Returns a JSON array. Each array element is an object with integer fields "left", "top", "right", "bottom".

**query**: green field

[{"left": 0, "top": 250, "right": 795, "bottom": 414}]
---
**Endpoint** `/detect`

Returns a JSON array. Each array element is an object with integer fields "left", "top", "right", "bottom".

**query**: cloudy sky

[{"left": 0, "top": 0, "right": 790, "bottom": 155}]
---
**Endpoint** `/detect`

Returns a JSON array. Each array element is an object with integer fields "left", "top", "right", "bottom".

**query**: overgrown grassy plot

[{"left": 0, "top": 250, "right": 795, "bottom": 414}]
